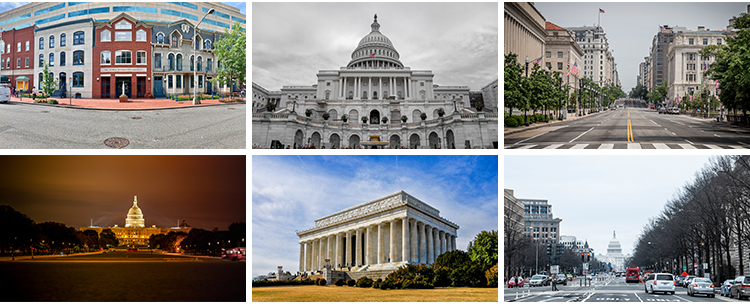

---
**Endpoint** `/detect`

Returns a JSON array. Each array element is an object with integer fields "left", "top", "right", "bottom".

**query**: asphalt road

[
  {"left": 506, "top": 276, "right": 731, "bottom": 302},
  {"left": 504, "top": 107, "right": 750, "bottom": 149},
  {"left": 0, "top": 103, "right": 246, "bottom": 149}
]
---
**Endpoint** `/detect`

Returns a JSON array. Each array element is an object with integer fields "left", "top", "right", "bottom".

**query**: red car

[
  {"left": 127, "top": 248, "right": 138, "bottom": 252},
  {"left": 508, "top": 277, "right": 525, "bottom": 288}
]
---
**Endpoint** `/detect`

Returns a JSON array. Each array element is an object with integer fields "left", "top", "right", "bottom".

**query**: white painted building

[{"left": 666, "top": 26, "right": 725, "bottom": 103}]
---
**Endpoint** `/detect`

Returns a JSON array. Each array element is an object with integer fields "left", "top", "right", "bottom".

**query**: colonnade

[
  {"left": 339, "top": 76, "right": 412, "bottom": 100},
  {"left": 299, "top": 216, "right": 457, "bottom": 273}
]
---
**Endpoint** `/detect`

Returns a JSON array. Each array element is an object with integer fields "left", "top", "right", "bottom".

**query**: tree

[
  {"left": 435, "top": 249, "right": 471, "bottom": 269},
  {"left": 504, "top": 53, "right": 525, "bottom": 117},
  {"left": 99, "top": 228, "right": 118, "bottom": 248},
  {"left": 700, "top": 12, "right": 750, "bottom": 115},
  {"left": 228, "top": 222, "right": 245, "bottom": 247},
  {"left": 0, "top": 205, "right": 38, "bottom": 255},
  {"left": 81, "top": 229, "right": 100, "bottom": 250},
  {"left": 468, "top": 230, "right": 498, "bottom": 268},
  {"left": 213, "top": 22, "right": 246, "bottom": 97},
  {"left": 39, "top": 60, "right": 58, "bottom": 97}
]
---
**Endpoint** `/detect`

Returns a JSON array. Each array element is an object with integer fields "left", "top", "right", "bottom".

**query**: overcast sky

[
  {"left": 534, "top": 2, "right": 749, "bottom": 93},
  {"left": 0, "top": 156, "right": 245, "bottom": 231},
  {"left": 504, "top": 154, "right": 712, "bottom": 257},
  {"left": 252, "top": 155, "right": 498, "bottom": 277},
  {"left": 252, "top": 2, "right": 498, "bottom": 91}
]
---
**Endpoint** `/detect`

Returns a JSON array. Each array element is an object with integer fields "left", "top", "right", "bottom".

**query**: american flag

[
  {"left": 599, "top": 8, "right": 605, "bottom": 13},
  {"left": 571, "top": 61, "right": 579, "bottom": 75},
  {"left": 533, "top": 56, "right": 543, "bottom": 65},
  {"left": 369, "top": 53, "right": 375, "bottom": 58}
]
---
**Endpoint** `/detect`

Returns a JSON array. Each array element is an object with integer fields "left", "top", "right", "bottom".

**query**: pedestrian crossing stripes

[{"left": 505, "top": 143, "right": 750, "bottom": 149}]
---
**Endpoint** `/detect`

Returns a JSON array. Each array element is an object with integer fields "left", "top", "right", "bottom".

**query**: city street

[
  {"left": 0, "top": 103, "right": 246, "bottom": 149},
  {"left": 506, "top": 275, "right": 731, "bottom": 302},
  {"left": 504, "top": 106, "right": 750, "bottom": 149}
]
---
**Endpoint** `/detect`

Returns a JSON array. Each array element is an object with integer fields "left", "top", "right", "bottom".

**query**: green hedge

[
  {"left": 346, "top": 279, "right": 356, "bottom": 287},
  {"left": 504, "top": 114, "right": 553, "bottom": 127},
  {"left": 252, "top": 279, "right": 315, "bottom": 287},
  {"left": 356, "top": 276, "right": 374, "bottom": 288},
  {"left": 334, "top": 279, "right": 344, "bottom": 286}
]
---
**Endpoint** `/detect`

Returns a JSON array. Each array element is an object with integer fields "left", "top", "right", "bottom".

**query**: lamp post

[
  {"left": 193, "top": 8, "right": 214, "bottom": 105},
  {"left": 525, "top": 56, "right": 530, "bottom": 126}
]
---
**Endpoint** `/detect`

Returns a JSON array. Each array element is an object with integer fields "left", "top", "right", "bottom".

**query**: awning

[
  {"left": 15, "top": 76, "right": 29, "bottom": 80},
  {"left": 0, "top": 76, "right": 8, "bottom": 82}
]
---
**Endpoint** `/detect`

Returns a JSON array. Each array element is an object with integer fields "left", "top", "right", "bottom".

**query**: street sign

[
  {"left": 703, "top": 263, "right": 708, "bottom": 270},
  {"left": 551, "top": 265, "right": 559, "bottom": 275},
  {"left": 583, "top": 263, "right": 589, "bottom": 270},
  {"left": 694, "top": 263, "right": 698, "bottom": 268},
  {"left": 583, "top": 270, "right": 588, "bottom": 275}
]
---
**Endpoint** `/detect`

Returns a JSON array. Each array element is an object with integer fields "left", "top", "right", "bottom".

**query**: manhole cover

[
  {"left": 41, "top": 111, "right": 49, "bottom": 113},
  {"left": 132, "top": 117, "right": 142, "bottom": 120},
  {"left": 228, "top": 108, "right": 235, "bottom": 110},
  {"left": 104, "top": 137, "right": 130, "bottom": 149}
]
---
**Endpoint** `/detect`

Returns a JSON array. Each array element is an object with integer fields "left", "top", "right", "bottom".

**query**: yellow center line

[{"left": 627, "top": 119, "right": 635, "bottom": 142}]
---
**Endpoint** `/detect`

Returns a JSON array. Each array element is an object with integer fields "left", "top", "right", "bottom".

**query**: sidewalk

[
  {"left": 504, "top": 110, "right": 609, "bottom": 135},
  {"left": 7, "top": 96, "right": 245, "bottom": 111}
]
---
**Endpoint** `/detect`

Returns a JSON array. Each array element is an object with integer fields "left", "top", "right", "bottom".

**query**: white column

[
  {"left": 365, "top": 226, "right": 372, "bottom": 265},
  {"left": 432, "top": 228, "right": 439, "bottom": 262},
  {"left": 299, "top": 243, "right": 304, "bottom": 272},
  {"left": 336, "top": 233, "right": 342, "bottom": 269},
  {"left": 390, "top": 220, "right": 398, "bottom": 262},
  {"left": 426, "top": 225, "right": 433, "bottom": 264},
  {"left": 410, "top": 219, "right": 418, "bottom": 263},
  {"left": 440, "top": 231, "right": 446, "bottom": 255},
  {"left": 378, "top": 77, "right": 382, "bottom": 100},
  {"left": 354, "top": 77, "right": 359, "bottom": 99},
  {"left": 345, "top": 231, "right": 352, "bottom": 267},
  {"left": 452, "top": 235, "right": 457, "bottom": 251},
  {"left": 356, "top": 229, "right": 363, "bottom": 266},
  {"left": 402, "top": 217, "right": 410, "bottom": 263},
  {"left": 405, "top": 77, "right": 409, "bottom": 99},
  {"left": 319, "top": 238, "right": 325, "bottom": 269},
  {"left": 312, "top": 240, "right": 318, "bottom": 271},
  {"left": 419, "top": 223, "right": 427, "bottom": 264},
  {"left": 327, "top": 236, "right": 333, "bottom": 264},
  {"left": 378, "top": 223, "right": 385, "bottom": 264},
  {"left": 391, "top": 77, "right": 394, "bottom": 96}
]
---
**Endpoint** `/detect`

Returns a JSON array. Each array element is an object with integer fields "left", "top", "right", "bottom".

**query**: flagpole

[{"left": 598, "top": 11, "right": 600, "bottom": 28}]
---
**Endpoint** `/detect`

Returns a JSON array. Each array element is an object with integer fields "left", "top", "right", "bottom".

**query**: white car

[
  {"left": 645, "top": 273, "right": 676, "bottom": 295},
  {"left": 0, "top": 84, "right": 10, "bottom": 103},
  {"left": 529, "top": 274, "right": 546, "bottom": 287}
]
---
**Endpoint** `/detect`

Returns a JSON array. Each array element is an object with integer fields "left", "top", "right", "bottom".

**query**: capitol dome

[
  {"left": 607, "top": 231, "right": 622, "bottom": 255},
  {"left": 347, "top": 14, "right": 404, "bottom": 69},
  {"left": 125, "top": 196, "right": 145, "bottom": 228}
]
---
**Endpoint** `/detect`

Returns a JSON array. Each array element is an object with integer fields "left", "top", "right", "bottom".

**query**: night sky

[{"left": 0, "top": 156, "right": 246, "bottom": 230}]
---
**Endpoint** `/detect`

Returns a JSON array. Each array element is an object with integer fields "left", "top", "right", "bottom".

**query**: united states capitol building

[
  {"left": 252, "top": 15, "right": 498, "bottom": 149},
  {"left": 596, "top": 231, "right": 630, "bottom": 272}
]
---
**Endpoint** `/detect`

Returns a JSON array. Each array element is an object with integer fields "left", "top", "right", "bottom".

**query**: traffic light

[
  {"left": 587, "top": 253, "right": 591, "bottom": 262},
  {"left": 546, "top": 244, "right": 552, "bottom": 255},
  {"left": 582, "top": 254, "right": 585, "bottom": 262}
]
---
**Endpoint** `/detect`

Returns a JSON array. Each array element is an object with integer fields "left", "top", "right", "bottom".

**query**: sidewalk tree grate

[
  {"left": 104, "top": 137, "right": 130, "bottom": 149},
  {"left": 132, "top": 117, "right": 142, "bottom": 120}
]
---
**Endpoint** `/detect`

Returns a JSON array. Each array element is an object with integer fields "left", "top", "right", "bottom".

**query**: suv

[
  {"left": 0, "top": 84, "right": 9, "bottom": 103},
  {"left": 644, "top": 273, "right": 676, "bottom": 295},
  {"left": 730, "top": 276, "right": 750, "bottom": 300}
]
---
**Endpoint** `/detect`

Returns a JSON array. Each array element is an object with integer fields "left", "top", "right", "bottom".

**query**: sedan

[
  {"left": 529, "top": 275, "right": 546, "bottom": 287},
  {"left": 721, "top": 279, "right": 735, "bottom": 297},
  {"left": 675, "top": 275, "right": 685, "bottom": 287},
  {"left": 687, "top": 277, "right": 715, "bottom": 297}
]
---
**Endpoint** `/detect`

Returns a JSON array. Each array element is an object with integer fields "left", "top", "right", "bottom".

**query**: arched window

[
  {"left": 206, "top": 58, "right": 212, "bottom": 71},
  {"left": 38, "top": 73, "right": 43, "bottom": 88},
  {"left": 176, "top": 54, "right": 182, "bottom": 71},
  {"left": 157, "top": 33, "right": 164, "bottom": 44},
  {"left": 204, "top": 39, "right": 211, "bottom": 49},
  {"left": 171, "top": 33, "right": 179, "bottom": 47},
  {"left": 73, "top": 31, "right": 85, "bottom": 45},
  {"left": 39, "top": 54, "right": 44, "bottom": 67},
  {"left": 73, "top": 50, "right": 84, "bottom": 65},
  {"left": 39, "top": 37, "right": 44, "bottom": 50},
  {"left": 194, "top": 36, "right": 200, "bottom": 50},
  {"left": 49, "top": 53, "right": 54, "bottom": 66},
  {"left": 60, "top": 51, "right": 66, "bottom": 66},
  {"left": 60, "top": 33, "right": 66, "bottom": 47},
  {"left": 197, "top": 56, "right": 202, "bottom": 72},
  {"left": 168, "top": 54, "right": 174, "bottom": 71},
  {"left": 190, "top": 55, "right": 194, "bottom": 71},
  {"left": 136, "top": 29, "right": 146, "bottom": 42},
  {"left": 101, "top": 30, "right": 111, "bottom": 42},
  {"left": 49, "top": 35, "right": 54, "bottom": 48}
]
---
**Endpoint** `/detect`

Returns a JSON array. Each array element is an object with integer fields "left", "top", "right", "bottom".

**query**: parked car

[
  {"left": 658, "top": 107, "right": 667, "bottom": 114},
  {"left": 508, "top": 277, "right": 525, "bottom": 288},
  {"left": 675, "top": 275, "right": 686, "bottom": 287},
  {"left": 529, "top": 275, "right": 546, "bottom": 287},
  {"left": 0, "top": 84, "right": 9, "bottom": 103},
  {"left": 687, "top": 277, "right": 715, "bottom": 297},
  {"left": 730, "top": 275, "right": 750, "bottom": 300},
  {"left": 721, "top": 279, "right": 735, "bottom": 297},
  {"left": 644, "top": 273, "right": 676, "bottom": 295}
]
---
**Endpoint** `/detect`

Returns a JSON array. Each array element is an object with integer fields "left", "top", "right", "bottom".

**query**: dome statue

[
  {"left": 606, "top": 230, "right": 622, "bottom": 255},
  {"left": 125, "top": 196, "right": 145, "bottom": 228},
  {"left": 347, "top": 14, "right": 404, "bottom": 69}
]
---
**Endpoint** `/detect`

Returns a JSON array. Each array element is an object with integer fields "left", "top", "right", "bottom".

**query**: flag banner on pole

[
  {"left": 534, "top": 56, "right": 542, "bottom": 64},
  {"left": 715, "top": 80, "right": 720, "bottom": 89},
  {"left": 571, "top": 61, "right": 579, "bottom": 75},
  {"left": 599, "top": 8, "right": 605, "bottom": 13}
]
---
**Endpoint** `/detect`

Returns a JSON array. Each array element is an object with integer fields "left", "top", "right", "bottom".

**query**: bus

[
  {"left": 626, "top": 267, "right": 641, "bottom": 283},
  {"left": 221, "top": 247, "right": 246, "bottom": 261}
]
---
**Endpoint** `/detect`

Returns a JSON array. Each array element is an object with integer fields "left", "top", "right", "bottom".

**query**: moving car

[
  {"left": 675, "top": 275, "right": 686, "bottom": 287},
  {"left": 644, "top": 273, "right": 676, "bottom": 295},
  {"left": 0, "top": 84, "right": 9, "bottom": 103},
  {"left": 221, "top": 247, "right": 246, "bottom": 261},
  {"left": 508, "top": 277, "right": 525, "bottom": 288},
  {"left": 730, "top": 276, "right": 750, "bottom": 300},
  {"left": 529, "top": 275, "right": 546, "bottom": 287},
  {"left": 683, "top": 275, "right": 696, "bottom": 288},
  {"left": 626, "top": 267, "right": 641, "bottom": 283},
  {"left": 687, "top": 277, "right": 715, "bottom": 297},
  {"left": 721, "top": 279, "right": 735, "bottom": 297},
  {"left": 554, "top": 274, "right": 567, "bottom": 286}
]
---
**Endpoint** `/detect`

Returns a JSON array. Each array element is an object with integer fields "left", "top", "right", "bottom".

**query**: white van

[{"left": 0, "top": 84, "right": 10, "bottom": 103}]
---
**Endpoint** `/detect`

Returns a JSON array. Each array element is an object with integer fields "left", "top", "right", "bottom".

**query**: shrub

[
  {"left": 356, "top": 277, "right": 373, "bottom": 288},
  {"left": 322, "top": 113, "right": 330, "bottom": 120},
  {"left": 504, "top": 116, "right": 521, "bottom": 127},
  {"left": 252, "top": 279, "right": 315, "bottom": 287},
  {"left": 435, "top": 250, "right": 471, "bottom": 270},
  {"left": 401, "top": 115, "right": 408, "bottom": 123},
  {"left": 175, "top": 96, "right": 191, "bottom": 101},
  {"left": 317, "top": 278, "right": 327, "bottom": 286},
  {"left": 36, "top": 99, "right": 47, "bottom": 104},
  {"left": 401, "top": 279, "right": 413, "bottom": 289},
  {"left": 48, "top": 99, "right": 58, "bottom": 104},
  {"left": 334, "top": 279, "right": 344, "bottom": 286},
  {"left": 347, "top": 279, "right": 355, "bottom": 287},
  {"left": 305, "top": 109, "right": 313, "bottom": 117},
  {"left": 449, "top": 262, "right": 485, "bottom": 287},
  {"left": 433, "top": 266, "right": 452, "bottom": 287},
  {"left": 373, "top": 278, "right": 382, "bottom": 289},
  {"left": 485, "top": 263, "right": 499, "bottom": 287}
]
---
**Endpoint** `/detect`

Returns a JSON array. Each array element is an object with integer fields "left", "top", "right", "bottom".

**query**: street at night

[{"left": 0, "top": 250, "right": 245, "bottom": 302}]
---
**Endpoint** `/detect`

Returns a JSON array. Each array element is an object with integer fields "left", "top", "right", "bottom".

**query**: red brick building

[
  {"left": 1, "top": 26, "right": 35, "bottom": 93},
  {"left": 92, "top": 14, "right": 152, "bottom": 99}
]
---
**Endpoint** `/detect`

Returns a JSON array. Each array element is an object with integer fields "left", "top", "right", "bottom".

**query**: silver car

[
  {"left": 529, "top": 274, "right": 546, "bottom": 287},
  {"left": 687, "top": 277, "right": 715, "bottom": 297},
  {"left": 645, "top": 273, "right": 675, "bottom": 295}
]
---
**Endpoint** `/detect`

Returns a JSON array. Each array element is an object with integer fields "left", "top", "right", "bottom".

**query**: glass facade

[
  {"left": 203, "top": 7, "right": 229, "bottom": 20},
  {"left": 113, "top": 6, "right": 158, "bottom": 14},
  {"left": 36, "top": 13, "right": 66, "bottom": 25},
  {"left": 35, "top": 3, "right": 66, "bottom": 16},
  {"left": 68, "top": 7, "right": 110, "bottom": 18}
]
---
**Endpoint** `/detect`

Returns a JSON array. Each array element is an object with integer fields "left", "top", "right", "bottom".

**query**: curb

[
  {"left": 6, "top": 101, "right": 245, "bottom": 111},
  {"left": 504, "top": 111, "right": 608, "bottom": 136}
]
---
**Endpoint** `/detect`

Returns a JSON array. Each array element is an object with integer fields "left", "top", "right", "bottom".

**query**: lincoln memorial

[{"left": 296, "top": 191, "right": 459, "bottom": 274}]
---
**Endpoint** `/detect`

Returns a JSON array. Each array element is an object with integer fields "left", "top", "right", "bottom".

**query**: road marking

[
  {"left": 513, "top": 132, "right": 548, "bottom": 146},
  {"left": 597, "top": 143, "right": 615, "bottom": 149},
  {"left": 705, "top": 144, "right": 723, "bottom": 149},
  {"left": 514, "top": 144, "right": 536, "bottom": 149},
  {"left": 544, "top": 144, "right": 564, "bottom": 149},
  {"left": 569, "top": 127, "right": 594, "bottom": 143},
  {"left": 678, "top": 143, "right": 697, "bottom": 149},
  {"left": 684, "top": 139, "right": 694, "bottom": 144},
  {"left": 672, "top": 294, "right": 693, "bottom": 302},
  {"left": 627, "top": 119, "right": 635, "bottom": 142},
  {"left": 570, "top": 143, "right": 589, "bottom": 149},
  {"left": 634, "top": 292, "right": 643, "bottom": 302},
  {"left": 653, "top": 143, "right": 670, "bottom": 149},
  {"left": 730, "top": 145, "right": 745, "bottom": 149},
  {"left": 739, "top": 141, "right": 749, "bottom": 146},
  {"left": 672, "top": 132, "right": 677, "bottom": 135},
  {"left": 627, "top": 143, "right": 642, "bottom": 149},
  {"left": 714, "top": 134, "right": 721, "bottom": 137}
]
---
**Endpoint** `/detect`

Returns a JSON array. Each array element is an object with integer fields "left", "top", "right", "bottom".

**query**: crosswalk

[{"left": 505, "top": 143, "right": 750, "bottom": 149}]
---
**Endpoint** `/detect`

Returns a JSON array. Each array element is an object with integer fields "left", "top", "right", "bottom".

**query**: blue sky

[
  {"left": 252, "top": 155, "right": 498, "bottom": 277},
  {"left": 505, "top": 155, "right": 712, "bottom": 258}
]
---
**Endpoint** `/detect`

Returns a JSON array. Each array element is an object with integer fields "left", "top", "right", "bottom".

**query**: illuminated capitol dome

[{"left": 125, "top": 196, "right": 145, "bottom": 228}]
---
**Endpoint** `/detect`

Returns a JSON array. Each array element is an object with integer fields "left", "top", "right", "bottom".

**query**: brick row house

[
  {"left": 0, "top": 26, "right": 35, "bottom": 93},
  {"left": 92, "top": 14, "right": 152, "bottom": 98}
]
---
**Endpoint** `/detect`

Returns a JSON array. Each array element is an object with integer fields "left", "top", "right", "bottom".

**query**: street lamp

[
  {"left": 193, "top": 8, "right": 214, "bottom": 105},
  {"left": 525, "top": 56, "right": 530, "bottom": 126}
]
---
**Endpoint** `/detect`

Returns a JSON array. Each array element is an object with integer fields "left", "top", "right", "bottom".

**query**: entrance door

[
  {"left": 116, "top": 77, "right": 132, "bottom": 98},
  {"left": 137, "top": 77, "right": 146, "bottom": 98},
  {"left": 101, "top": 77, "right": 111, "bottom": 98},
  {"left": 59, "top": 72, "right": 66, "bottom": 94},
  {"left": 154, "top": 76, "right": 164, "bottom": 98}
]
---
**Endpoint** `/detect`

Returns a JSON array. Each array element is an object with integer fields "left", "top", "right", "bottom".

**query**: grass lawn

[{"left": 252, "top": 285, "right": 498, "bottom": 302}]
